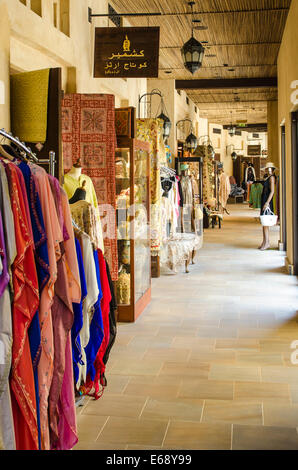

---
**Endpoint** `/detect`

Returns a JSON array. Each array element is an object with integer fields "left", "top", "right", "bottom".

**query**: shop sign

[
  {"left": 247, "top": 144, "right": 261, "bottom": 156},
  {"left": 94, "top": 27, "right": 160, "bottom": 78}
]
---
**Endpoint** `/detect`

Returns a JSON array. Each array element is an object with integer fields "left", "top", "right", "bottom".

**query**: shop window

[
  {"left": 30, "top": 0, "right": 42, "bottom": 17},
  {"left": 60, "top": 0, "right": 70, "bottom": 37}
]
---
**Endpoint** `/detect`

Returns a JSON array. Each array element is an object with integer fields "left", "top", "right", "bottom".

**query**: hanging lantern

[
  {"left": 231, "top": 151, "right": 238, "bottom": 161},
  {"left": 181, "top": 1, "right": 205, "bottom": 74},
  {"left": 181, "top": 37, "right": 205, "bottom": 74},
  {"left": 157, "top": 111, "right": 172, "bottom": 141},
  {"left": 185, "top": 132, "right": 198, "bottom": 151}
]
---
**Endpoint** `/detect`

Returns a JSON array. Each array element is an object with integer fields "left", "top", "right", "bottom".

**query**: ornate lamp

[
  {"left": 181, "top": 2, "right": 205, "bottom": 74},
  {"left": 138, "top": 89, "right": 171, "bottom": 142},
  {"left": 228, "top": 111, "right": 236, "bottom": 137},
  {"left": 176, "top": 118, "right": 198, "bottom": 152}
]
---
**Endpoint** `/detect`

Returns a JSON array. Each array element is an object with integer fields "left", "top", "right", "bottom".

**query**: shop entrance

[{"left": 291, "top": 112, "right": 298, "bottom": 274}]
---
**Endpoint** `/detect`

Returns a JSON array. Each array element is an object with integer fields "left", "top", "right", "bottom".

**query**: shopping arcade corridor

[{"left": 75, "top": 204, "right": 298, "bottom": 450}]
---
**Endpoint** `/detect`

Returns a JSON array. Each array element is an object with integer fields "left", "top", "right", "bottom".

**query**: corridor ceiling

[{"left": 110, "top": 0, "right": 291, "bottom": 126}]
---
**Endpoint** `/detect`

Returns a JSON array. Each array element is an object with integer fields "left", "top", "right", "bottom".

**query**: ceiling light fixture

[{"left": 181, "top": 2, "right": 205, "bottom": 75}]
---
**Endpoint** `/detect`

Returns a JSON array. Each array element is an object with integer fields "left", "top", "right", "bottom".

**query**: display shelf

[{"left": 115, "top": 137, "right": 151, "bottom": 322}]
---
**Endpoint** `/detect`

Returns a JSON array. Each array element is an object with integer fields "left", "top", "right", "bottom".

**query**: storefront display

[{"left": 115, "top": 137, "right": 151, "bottom": 322}]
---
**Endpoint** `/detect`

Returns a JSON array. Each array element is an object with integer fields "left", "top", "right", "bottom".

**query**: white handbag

[{"left": 260, "top": 207, "right": 278, "bottom": 227}]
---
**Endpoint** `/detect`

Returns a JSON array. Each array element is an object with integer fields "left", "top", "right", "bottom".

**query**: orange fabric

[{"left": 5, "top": 162, "right": 40, "bottom": 450}]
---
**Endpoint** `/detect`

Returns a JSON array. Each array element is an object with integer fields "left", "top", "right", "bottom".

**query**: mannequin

[
  {"left": 64, "top": 160, "right": 104, "bottom": 252},
  {"left": 218, "top": 167, "right": 231, "bottom": 215}
]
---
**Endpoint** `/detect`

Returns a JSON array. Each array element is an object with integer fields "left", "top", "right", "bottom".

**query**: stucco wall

[
  {"left": 278, "top": 0, "right": 298, "bottom": 268},
  {"left": 0, "top": 0, "right": 147, "bottom": 131}
]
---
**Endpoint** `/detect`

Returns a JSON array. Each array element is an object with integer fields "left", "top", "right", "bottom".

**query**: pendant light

[
  {"left": 228, "top": 111, "right": 236, "bottom": 137},
  {"left": 176, "top": 118, "right": 197, "bottom": 152},
  {"left": 157, "top": 94, "right": 172, "bottom": 141},
  {"left": 181, "top": 2, "right": 205, "bottom": 74}
]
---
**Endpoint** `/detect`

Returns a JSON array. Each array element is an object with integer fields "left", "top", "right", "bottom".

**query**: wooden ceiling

[{"left": 110, "top": 0, "right": 291, "bottom": 124}]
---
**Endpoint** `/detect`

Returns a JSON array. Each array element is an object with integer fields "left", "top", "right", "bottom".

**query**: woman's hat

[{"left": 262, "top": 161, "right": 278, "bottom": 171}]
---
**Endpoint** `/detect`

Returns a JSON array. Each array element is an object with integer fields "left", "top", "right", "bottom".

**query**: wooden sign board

[
  {"left": 247, "top": 144, "right": 261, "bottom": 156},
  {"left": 94, "top": 27, "right": 160, "bottom": 78}
]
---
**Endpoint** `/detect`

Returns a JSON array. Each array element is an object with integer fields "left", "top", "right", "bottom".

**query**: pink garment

[
  {"left": 30, "top": 163, "right": 63, "bottom": 450},
  {"left": 55, "top": 333, "right": 78, "bottom": 450},
  {"left": 175, "top": 179, "right": 180, "bottom": 219},
  {"left": 49, "top": 243, "right": 73, "bottom": 449}
]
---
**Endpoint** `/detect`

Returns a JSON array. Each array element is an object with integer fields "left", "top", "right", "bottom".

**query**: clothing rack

[{"left": 0, "top": 128, "right": 56, "bottom": 176}]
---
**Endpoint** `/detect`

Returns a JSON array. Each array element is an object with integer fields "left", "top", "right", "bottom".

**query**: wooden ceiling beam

[{"left": 176, "top": 77, "right": 277, "bottom": 90}]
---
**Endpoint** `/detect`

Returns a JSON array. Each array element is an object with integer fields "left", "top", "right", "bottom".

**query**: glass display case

[{"left": 115, "top": 137, "right": 151, "bottom": 322}]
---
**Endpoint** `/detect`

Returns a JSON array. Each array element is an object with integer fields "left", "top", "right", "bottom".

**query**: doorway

[
  {"left": 291, "top": 112, "right": 298, "bottom": 274},
  {"left": 281, "top": 125, "right": 287, "bottom": 251}
]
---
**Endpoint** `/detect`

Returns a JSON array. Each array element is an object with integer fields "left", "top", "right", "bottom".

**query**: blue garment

[
  {"left": 85, "top": 250, "right": 104, "bottom": 381},
  {"left": 71, "top": 238, "right": 87, "bottom": 385},
  {"left": 18, "top": 162, "right": 50, "bottom": 451}
]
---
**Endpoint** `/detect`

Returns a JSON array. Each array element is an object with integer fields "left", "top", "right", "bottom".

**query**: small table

[{"left": 210, "top": 212, "right": 223, "bottom": 229}]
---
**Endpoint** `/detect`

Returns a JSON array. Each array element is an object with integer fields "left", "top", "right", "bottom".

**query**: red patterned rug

[{"left": 61, "top": 93, "right": 118, "bottom": 280}]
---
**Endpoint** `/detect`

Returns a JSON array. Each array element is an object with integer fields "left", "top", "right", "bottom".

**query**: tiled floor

[{"left": 75, "top": 204, "right": 298, "bottom": 450}]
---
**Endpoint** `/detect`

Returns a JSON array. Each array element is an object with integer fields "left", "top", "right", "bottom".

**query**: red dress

[
  {"left": 6, "top": 162, "right": 40, "bottom": 450},
  {"left": 84, "top": 249, "right": 111, "bottom": 398}
]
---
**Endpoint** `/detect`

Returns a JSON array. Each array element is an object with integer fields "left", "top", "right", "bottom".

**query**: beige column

[
  {"left": 267, "top": 100, "right": 279, "bottom": 168},
  {"left": 0, "top": 2, "right": 11, "bottom": 131}
]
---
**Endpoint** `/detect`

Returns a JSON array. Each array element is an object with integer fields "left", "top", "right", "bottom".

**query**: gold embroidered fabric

[{"left": 10, "top": 68, "right": 50, "bottom": 143}]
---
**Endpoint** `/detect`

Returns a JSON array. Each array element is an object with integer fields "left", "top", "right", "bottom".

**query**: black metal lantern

[
  {"left": 185, "top": 132, "right": 198, "bottom": 151},
  {"left": 231, "top": 151, "right": 238, "bottom": 160},
  {"left": 157, "top": 111, "right": 172, "bottom": 141},
  {"left": 181, "top": 36, "right": 205, "bottom": 74},
  {"left": 181, "top": 1, "right": 205, "bottom": 74},
  {"left": 138, "top": 89, "right": 172, "bottom": 142}
]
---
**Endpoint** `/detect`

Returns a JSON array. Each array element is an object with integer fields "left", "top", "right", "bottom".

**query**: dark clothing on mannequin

[{"left": 260, "top": 175, "right": 275, "bottom": 215}]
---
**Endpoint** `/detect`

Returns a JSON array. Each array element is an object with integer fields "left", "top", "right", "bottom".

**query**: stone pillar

[
  {"left": 267, "top": 100, "right": 279, "bottom": 168},
  {"left": 0, "top": 2, "right": 11, "bottom": 130}
]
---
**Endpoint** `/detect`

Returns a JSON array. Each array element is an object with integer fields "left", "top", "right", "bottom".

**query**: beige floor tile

[
  {"left": 202, "top": 400, "right": 263, "bottom": 425},
  {"left": 234, "top": 381, "right": 291, "bottom": 404},
  {"left": 235, "top": 351, "right": 284, "bottom": 366},
  {"left": 81, "top": 393, "right": 147, "bottom": 418},
  {"left": 209, "top": 364, "right": 261, "bottom": 382},
  {"left": 196, "top": 326, "right": 238, "bottom": 339},
  {"left": 163, "top": 421, "right": 232, "bottom": 450},
  {"left": 232, "top": 424, "right": 298, "bottom": 450},
  {"left": 98, "top": 417, "right": 169, "bottom": 447},
  {"left": 290, "top": 385, "right": 298, "bottom": 404},
  {"left": 103, "top": 375, "right": 131, "bottom": 394},
  {"left": 141, "top": 397, "right": 204, "bottom": 422},
  {"left": 263, "top": 404, "right": 298, "bottom": 427},
  {"left": 123, "top": 381, "right": 181, "bottom": 399},
  {"left": 188, "top": 350, "right": 236, "bottom": 364},
  {"left": 171, "top": 336, "right": 215, "bottom": 350},
  {"left": 159, "top": 361, "right": 210, "bottom": 380},
  {"left": 215, "top": 338, "right": 260, "bottom": 351},
  {"left": 261, "top": 366, "right": 298, "bottom": 384},
  {"left": 178, "top": 379, "right": 234, "bottom": 400},
  {"left": 75, "top": 415, "right": 109, "bottom": 443},
  {"left": 126, "top": 445, "right": 163, "bottom": 450},
  {"left": 142, "top": 347, "right": 191, "bottom": 363},
  {"left": 220, "top": 319, "right": 259, "bottom": 328},
  {"left": 110, "top": 358, "right": 164, "bottom": 376}
]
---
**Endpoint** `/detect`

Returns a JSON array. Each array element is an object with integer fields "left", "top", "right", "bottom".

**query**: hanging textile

[
  {"left": 61, "top": 93, "right": 118, "bottom": 280},
  {"left": 0, "top": 164, "right": 16, "bottom": 450},
  {"left": 219, "top": 172, "right": 231, "bottom": 210},
  {"left": 136, "top": 118, "right": 163, "bottom": 254},
  {"left": 10, "top": 69, "right": 50, "bottom": 143},
  {"left": 5, "top": 161, "right": 40, "bottom": 451}
]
